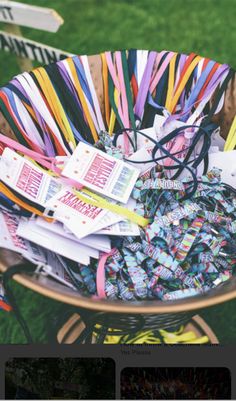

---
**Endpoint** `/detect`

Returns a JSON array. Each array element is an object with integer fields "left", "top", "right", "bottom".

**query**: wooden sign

[
  {"left": 0, "top": 1, "right": 63, "bottom": 32},
  {"left": 0, "top": 30, "right": 73, "bottom": 64}
]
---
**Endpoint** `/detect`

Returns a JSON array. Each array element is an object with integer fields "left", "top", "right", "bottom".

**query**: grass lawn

[{"left": 0, "top": 0, "right": 236, "bottom": 343}]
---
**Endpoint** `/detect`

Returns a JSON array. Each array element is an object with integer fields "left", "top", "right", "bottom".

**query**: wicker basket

[{"left": 0, "top": 53, "right": 236, "bottom": 334}]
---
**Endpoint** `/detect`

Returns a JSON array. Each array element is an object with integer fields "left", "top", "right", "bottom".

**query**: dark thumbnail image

[
  {"left": 5, "top": 358, "right": 115, "bottom": 399},
  {"left": 120, "top": 367, "right": 231, "bottom": 399}
]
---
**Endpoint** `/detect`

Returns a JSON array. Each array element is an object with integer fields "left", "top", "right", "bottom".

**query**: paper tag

[
  {"left": 0, "top": 208, "right": 46, "bottom": 262},
  {"left": 36, "top": 217, "right": 111, "bottom": 252},
  {"left": 45, "top": 187, "right": 114, "bottom": 239},
  {"left": 41, "top": 251, "right": 77, "bottom": 290},
  {"left": 154, "top": 114, "right": 190, "bottom": 138},
  {"left": 0, "top": 148, "right": 62, "bottom": 206},
  {"left": 62, "top": 142, "right": 140, "bottom": 203},
  {"left": 17, "top": 219, "right": 91, "bottom": 265},
  {"left": 95, "top": 198, "right": 140, "bottom": 236},
  {"left": 127, "top": 147, "right": 157, "bottom": 174},
  {"left": 211, "top": 128, "right": 225, "bottom": 150},
  {"left": 196, "top": 150, "right": 236, "bottom": 187},
  {"left": 95, "top": 219, "right": 140, "bottom": 236}
]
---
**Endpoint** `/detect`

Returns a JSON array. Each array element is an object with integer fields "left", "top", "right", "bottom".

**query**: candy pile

[{"left": 0, "top": 49, "right": 235, "bottom": 302}]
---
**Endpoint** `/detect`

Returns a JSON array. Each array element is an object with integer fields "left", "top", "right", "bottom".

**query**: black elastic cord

[
  {"left": 113, "top": 125, "right": 212, "bottom": 199},
  {"left": 2, "top": 261, "right": 36, "bottom": 343}
]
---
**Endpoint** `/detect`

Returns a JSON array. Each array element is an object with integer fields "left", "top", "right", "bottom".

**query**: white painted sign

[
  {"left": 0, "top": 1, "right": 63, "bottom": 32},
  {"left": 0, "top": 30, "right": 73, "bottom": 64}
]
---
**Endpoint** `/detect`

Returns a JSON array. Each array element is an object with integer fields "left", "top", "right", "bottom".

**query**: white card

[
  {"left": 95, "top": 219, "right": 140, "bottom": 236},
  {"left": 17, "top": 219, "right": 91, "bottom": 265},
  {"left": 0, "top": 148, "right": 62, "bottom": 206},
  {"left": 62, "top": 142, "right": 140, "bottom": 203},
  {"left": 85, "top": 211, "right": 123, "bottom": 236},
  {"left": 41, "top": 251, "right": 77, "bottom": 290},
  {"left": 36, "top": 217, "right": 111, "bottom": 252},
  {"left": 154, "top": 114, "right": 189, "bottom": 138},
  {"left": 127, "top": 147, "right": 156, "bottom": 174},
  {"left": 45, "top": 187, "right": 113, "bottom": 239},
  {"left": 205, "top": 150, "right": 236, "bottom": 187},
  {"left": 211, "top": 128, "right": 225, "bottom": 150},
  {"left": 0, "top": 208, "right": 46, "bottom": 263},
  {"left": 116, "top": 126, "right": 158, "bottom": 153},
  {"left": 94, "top": 198, "right": 140, "bottom": 236}
]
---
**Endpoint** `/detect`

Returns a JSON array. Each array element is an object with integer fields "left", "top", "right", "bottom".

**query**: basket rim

[{"left": 1, "top": 259, "right": 236, "bottom": 314}]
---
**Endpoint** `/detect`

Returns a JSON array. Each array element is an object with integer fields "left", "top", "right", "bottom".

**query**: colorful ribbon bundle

[
  {"left": 0, "top": 280, "right": 12, "bottom": 312},
  {"left": 0, "top": 49, "right": 235, "bottom": 303}
]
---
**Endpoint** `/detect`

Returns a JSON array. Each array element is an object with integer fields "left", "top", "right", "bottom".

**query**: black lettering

[
  {"left": 0, "top": 33, "right": 13, "bottom": 52},
  {"left": 44, "top": 48, "right": 58, "bottom": 64},
  {"left": 0, "top": 6, "right": 14, "bottom": 21},
  {"left": 38, "top": 46, "right": 46, "bottom": 64},
  {"left": 25, "top": 42, "right": 40, "bottom": 62},
  {"left": 13, "top": 38, "right": 28, "bottom": 58}
]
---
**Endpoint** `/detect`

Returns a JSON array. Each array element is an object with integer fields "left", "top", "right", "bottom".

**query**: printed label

[
  {"left": 95, "top": 219, "right": 140, "bottom": 236},
  {"left": 0, "top": 148, "right": 62, "bottom": 206},
  {"left": 155, "top": 202, "right": 201, "bottom": 226},
  {"left": 0, "top": 208, "right": 46, "bottom": 262},
  {"left": 142, "top": 178, "right": 184, "bottom": 191},
  {"left": 42, "top": 251, "right": 77, "bottom": 290},
  {"left": 163, "top": 288, "right": 204, "bottom": 300},
  {"left": 62, "top": 142, "right": 140, "bottom": 203},
  {"left": 45, "top": 187, "right": 111, "bottom": 239}
]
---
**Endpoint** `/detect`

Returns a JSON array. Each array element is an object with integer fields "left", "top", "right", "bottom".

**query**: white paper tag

[
  {"left": 41, "top": 251, "right": 77, "bottom": 290},
  {"left": 127, "top": 147, "right": 156, "bottom": 174},
  {"left": 86, "top": 197, "right": 138, "bottom": 235},
  {"left": 36, "top": 217, "right": 111, "bottom": 252},
  {"left": 116, "top": 125, "right": 157, "bottom": 155},
  {"left": 0, "top": 148, "right": 62, "bottom": 206},
  {"left": 0, "top": 208, "right": 45, "bottom": 263},
  {"left": 45, "top": 187, "right": 114, "bottom": 239},
  {"left": 95, "top": 219, "right": 140, "bottom": 236},
  {"left": 17, "top": 219, "right": 91, "bottom": 265},
  {"left": 211, "top": 128, "right": 225, "bottom": 151},
  {"left": 94, "top": 198, "right": 140, "bottom": 236},
  {"left": 154, "top": 114, "right": 189, "bottom": 138},
  {"left": 62, "top": 142, "right": 140, "bottom": 203},
  {"left": 202, "top": 150, "right": 236, "bottom": 187}
]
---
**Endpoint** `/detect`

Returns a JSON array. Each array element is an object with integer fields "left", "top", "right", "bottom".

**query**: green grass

[{"left": 0, "top": 0, "right": 236, "bottom": 343}]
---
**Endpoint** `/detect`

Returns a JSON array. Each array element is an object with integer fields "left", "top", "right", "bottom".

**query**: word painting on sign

[{"left": 0, "top": 31, "right": 71, "bottom": 64}]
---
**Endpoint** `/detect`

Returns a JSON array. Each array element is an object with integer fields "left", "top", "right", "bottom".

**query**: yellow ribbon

[
  {"left": 101, "top": 53, "right": 110, "bottom": 128},
  {"left": 224, "top": 115, "right": 236, "bottom": 151},
  {"left": 74, "top": 188, "right": 150, "bottom": 227},
  {"left": 169, "top": 56, "right": 202, "bottom": 113},
  {"left": 165, "top": 53, "right": 178, "bottom": 112},
  {"left": 66, "top": 58, "right": 98, "bottom": 142},
  {"left": 108, "top": 88, "right": 119, "bottom": 135},
  {"left": 33, "top": 68, "right": 76, "bottom": 149}
]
